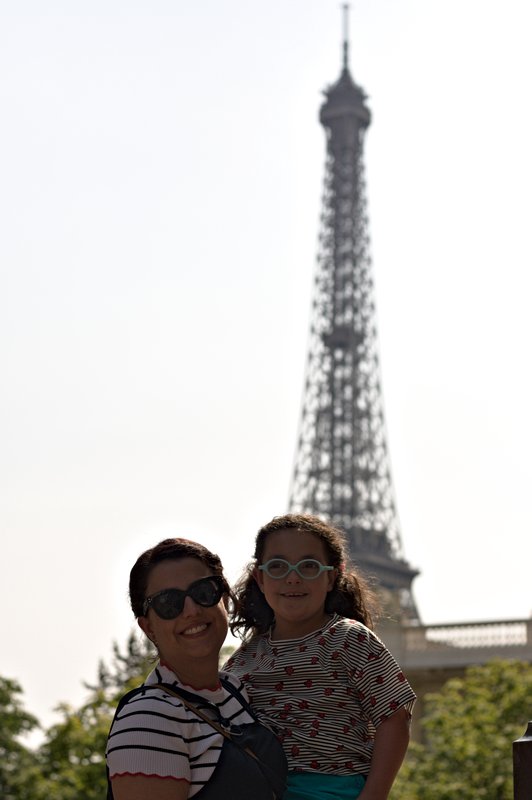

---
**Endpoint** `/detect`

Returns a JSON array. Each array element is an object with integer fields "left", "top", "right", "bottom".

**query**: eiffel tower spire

[
  {"left": 289, "top": 9, "right": 419, "bottom": 621},
  {"left": 342, "top": 3, "right": 350, "bottom": 72}
]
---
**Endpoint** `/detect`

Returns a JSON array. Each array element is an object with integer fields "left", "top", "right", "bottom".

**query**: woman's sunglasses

[
  {"left": 259, "top": 558, "right": 334, "bottom": 580},
  {"left": 143, "top": 575, "right": 226, "bottom": 619}
]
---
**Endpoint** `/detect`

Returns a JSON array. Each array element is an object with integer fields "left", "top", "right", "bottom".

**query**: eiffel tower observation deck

[{"left": 289, "top": 8, "right": 419, "bottom": 622}]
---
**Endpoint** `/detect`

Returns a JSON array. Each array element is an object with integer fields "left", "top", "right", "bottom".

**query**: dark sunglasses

[{"left": 143, "top": 575, "right": 226, "bottom": 619}]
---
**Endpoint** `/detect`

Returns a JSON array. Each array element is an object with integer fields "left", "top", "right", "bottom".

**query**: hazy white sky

[{"left": 1, "top": 0, "right": 531, "bottom": 734}]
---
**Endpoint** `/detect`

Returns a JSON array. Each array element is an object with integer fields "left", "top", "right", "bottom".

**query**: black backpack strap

[
  {"left": 220, "top": 676, "right": 284, "bottom": 738},
  {"left": 111, "top": 685, "right": 152, "bottom": 716},
  {"left": 219, "top": 676, "right": 257, "bottom": 718},
  {"left": 107, "top": 680, "right": 286, "bottom": 800},
  {"left": 152, "top": 679, "right": 258, "bottom": 724},
  {"left": 107, "top": 685, "right": 155, "bottom": 800},
  {"left": 155, "top": 682, "right": 216, "bottom": 709},
  {"left": 107, "top": 680, "right": 259, "bottom": 800}
]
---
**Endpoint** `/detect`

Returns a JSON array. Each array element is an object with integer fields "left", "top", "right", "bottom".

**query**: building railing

[
  {"left": 406, "top": 618, "right": 532, "bottom": 651},
  {"left": 382, "top": 617, "right": 532, "bottom": 671}
]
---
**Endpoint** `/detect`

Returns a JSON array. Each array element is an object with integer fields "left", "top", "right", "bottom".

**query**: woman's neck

[{"left": 163, "top": 659, "right": 221, "bottom": 691}]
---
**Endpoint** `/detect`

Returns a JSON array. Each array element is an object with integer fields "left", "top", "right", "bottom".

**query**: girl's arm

[
  {"left": 111, "top": 775, "right": 189, "bottom": 800},
  {"left": 358, "top": 706, "right": 411, "bottom": 800}
]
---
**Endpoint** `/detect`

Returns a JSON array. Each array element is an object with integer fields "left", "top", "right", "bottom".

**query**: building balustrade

[
  {"left": 408, "top": 618, "right": 531, "bottom": 649},
  {"left": 386, "top": 618, "right": 532, "bottom": 671}
]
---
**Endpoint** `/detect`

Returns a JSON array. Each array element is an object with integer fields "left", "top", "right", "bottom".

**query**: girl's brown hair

[{"left": 230, "top": 514, "right": 378, "bottom": 639}]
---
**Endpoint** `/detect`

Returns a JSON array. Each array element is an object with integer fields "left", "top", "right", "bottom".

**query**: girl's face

[
  {"left": 255, "top": 528, "right": 337, "bottom": 640},
  {"left": 138, "top": 557, "right": 228, "bottom": 682}
]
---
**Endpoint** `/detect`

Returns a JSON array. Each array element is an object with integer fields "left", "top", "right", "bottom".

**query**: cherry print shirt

[{"left": 225, "top": 614, "right": 416, "bottom": 775}]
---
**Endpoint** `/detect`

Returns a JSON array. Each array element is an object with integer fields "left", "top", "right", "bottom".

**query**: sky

[{"left": 1, "top": 0, "right": 531, "bottom": 736}]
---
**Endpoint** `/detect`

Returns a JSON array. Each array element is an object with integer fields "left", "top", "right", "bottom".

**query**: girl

[{"left": 225, "top": 514, "right": 416, "bottom": 800}]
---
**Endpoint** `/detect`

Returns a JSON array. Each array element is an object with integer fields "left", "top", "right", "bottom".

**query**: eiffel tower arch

[{"left": 289, "top": 12, "right": 419, "bottom": 622}]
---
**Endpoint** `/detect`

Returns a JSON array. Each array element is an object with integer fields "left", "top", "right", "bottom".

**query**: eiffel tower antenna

[
  {"left": 289, "top": 10, "right": 419, "bottom": 621},
  {"left": 342, "top": 3, "right": 350, "bottom": 70}
]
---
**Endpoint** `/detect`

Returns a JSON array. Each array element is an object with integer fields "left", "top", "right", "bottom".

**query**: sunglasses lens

[
  {"left": 189, "top": 577, "right": 223, "bottom": 607},
  {"left": 146, "top": 577, "right": 224, "bottom": 619},
  {"left": 151, "top": 589, "right": 184, "bottom": 620}
]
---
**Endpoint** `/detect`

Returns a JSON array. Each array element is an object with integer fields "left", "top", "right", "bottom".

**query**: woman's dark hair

[
  {"left": 129, "top": 538, "right": 229, "bottom": 618},
  {"left": 230, "top": 514, "right": 378, "bottom": 639}
]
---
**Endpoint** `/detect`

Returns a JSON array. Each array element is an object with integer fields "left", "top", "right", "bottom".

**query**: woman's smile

[{"left": 180, "top": 622, "right": 209, "bottom": 637}]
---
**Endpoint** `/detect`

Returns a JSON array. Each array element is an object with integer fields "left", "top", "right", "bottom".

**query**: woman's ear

[{"left": 138, "top": 615, "right": 156, "bottom": 644}]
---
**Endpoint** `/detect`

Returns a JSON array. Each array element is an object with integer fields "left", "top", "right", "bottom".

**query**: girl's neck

[{"left": 270, "top": 612, "right": 333, "bottom": 641}]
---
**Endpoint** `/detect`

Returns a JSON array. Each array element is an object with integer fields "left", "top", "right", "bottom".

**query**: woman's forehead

[{"left": 146, "top": 557, "right": 212, "bottom": 594}]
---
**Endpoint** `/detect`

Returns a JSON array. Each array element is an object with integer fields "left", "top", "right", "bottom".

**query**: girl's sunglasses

[
  {"left": 259, "top": 558, "right": 334, "bottom": 580},
  {"left": 143, "top": 575, "right": 226, "bottom": 619}
]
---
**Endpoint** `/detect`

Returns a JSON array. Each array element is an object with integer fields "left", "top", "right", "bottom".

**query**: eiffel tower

[{"left": 289, "top": 8, "right": 419, "bottom": 622}]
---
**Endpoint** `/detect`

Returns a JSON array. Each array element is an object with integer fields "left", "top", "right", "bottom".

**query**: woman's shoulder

[
  {"left": 114, "top": 682, "right": 182, "bottom": 721},
  {"left": 116, "top": 664, "right": 209, "bottom": 715}
]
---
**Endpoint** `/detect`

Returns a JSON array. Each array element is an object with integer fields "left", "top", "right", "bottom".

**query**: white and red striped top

[{"left": 106, "top": 664, "right": 254, "bottom": 796}]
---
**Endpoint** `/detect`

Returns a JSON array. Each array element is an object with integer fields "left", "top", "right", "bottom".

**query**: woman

[{"left": 106, "top": 537, "right": 287, "bottom": 800}]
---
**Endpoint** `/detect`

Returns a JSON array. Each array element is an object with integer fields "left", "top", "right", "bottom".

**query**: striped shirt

[
  {"left": 224, "top": 614, "right": 416, "bottom": 775},
  {"left": 106, "top": 663, "right": 254, "bottom": 796}
]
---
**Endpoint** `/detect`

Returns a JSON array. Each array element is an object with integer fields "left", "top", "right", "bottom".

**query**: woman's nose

[{"left": 181, "top": 594, "right": 201, "bottom": 615}]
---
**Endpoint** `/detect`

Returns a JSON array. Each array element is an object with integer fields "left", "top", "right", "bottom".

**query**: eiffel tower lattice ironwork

[{"left": 289, "top": 13, "right": 419, "bottom": 622}]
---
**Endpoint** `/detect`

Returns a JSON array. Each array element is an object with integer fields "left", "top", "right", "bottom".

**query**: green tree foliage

[
  {"left": 391, "top": 659, "right": 532, "bottom": 800},
  {"left": 0, "top": 633, "right": 155, "bottom": 799},
  {"left": 219, "top": 643, "right": 236, "bottom": 667},
  {"left": 30, "top": 692, "right": 113, "bottom": 800},
  {"left": 0, "top": 676, "right": 39, "bottom": 800},
  {"left": 32, "top": 632, "right": 155, "bottom": 800},
  {"left": 86, "top": 630, "right": 156, "bottom": 694}
]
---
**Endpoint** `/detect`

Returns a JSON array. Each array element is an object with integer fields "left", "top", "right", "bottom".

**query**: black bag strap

[
  {"left": 107, "top": 681, "right": 281, "bottom": 800},
  {"left": 151, "top": 683, "right": 258, "bottom": 753},
  {"left": 109, "top": 679, "right": 249, "bottom": 727},
  {"left": 219, "top": 675, "right": 257, "bottom": 717},
  {"left": 111, "top": 684, "right": 151, "bottom": 714},
  {"left": 107, "top": 686, "right": 156, "bottom": 800},
  {"left": 151, "top": 683, "right": 280, "bottom": 799},
  {"left": 220, "top": 676, "right": 284, "bottom": 737}
]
